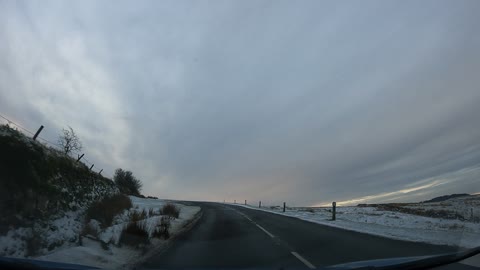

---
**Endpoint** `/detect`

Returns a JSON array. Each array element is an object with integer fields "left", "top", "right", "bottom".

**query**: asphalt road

[{"left": 141, "top": 202, "right": 457, "bottom": 269}]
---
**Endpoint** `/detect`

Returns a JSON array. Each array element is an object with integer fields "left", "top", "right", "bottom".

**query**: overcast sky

[{"left": 1, "top": 0, "right": 480, "bottom": 206}]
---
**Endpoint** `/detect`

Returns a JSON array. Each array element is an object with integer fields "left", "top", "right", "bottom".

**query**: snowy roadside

[
  {"left": 232, "top": 198, "right": 480, "bottom": 249},
  {"left": 36, "top": 197, "right": 201, "bottom": 269}
]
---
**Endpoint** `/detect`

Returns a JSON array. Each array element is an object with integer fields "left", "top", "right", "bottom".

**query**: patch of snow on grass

[{"left": 36, "top": 197, "right": 200, "bottom": 269}]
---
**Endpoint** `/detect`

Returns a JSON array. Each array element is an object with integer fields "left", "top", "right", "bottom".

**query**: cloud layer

[{"left": 1, "top": 1, "right": 480, "bottom": 205}]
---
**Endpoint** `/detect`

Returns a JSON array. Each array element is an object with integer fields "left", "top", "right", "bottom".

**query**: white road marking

[
  {"left": 234, "top": 209, "right": 254, "bottom": 222},
  {"left": 291, "top": 251, "right": 316, "bottom": 269},
  {"left": 230, "top": 205, "right": 316, "bottom": 269},
  {"left": 241, "top": 214, "right": 252, "bottom": 222},
  {"left": 234, "top": 210, "right": 274, "bottom": 238},
  {"left": 256, "top": 224, "right": 275, "bottom": 238}
]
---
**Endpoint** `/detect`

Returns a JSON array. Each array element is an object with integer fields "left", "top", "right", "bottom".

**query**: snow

[
  {"left": 35, "top": 197, "right": 200, "bottom": 269},
  {"left": 38, "top": 238, "right": 138, "bottom": 269},
  {"left": 0, "top": 228, "right": 31, "bottom": 257},
  {"left": 234, "top": 196, "right": 480, "bottom": 249},
  {"left": 0, "top": 182, "right": 116, "bottom": 259},
  {"left": 97, "top": 197, "right": 200, "bottom": 245},
  {"left": 0, "top": 210, "right": 86, "bottom": 258}
]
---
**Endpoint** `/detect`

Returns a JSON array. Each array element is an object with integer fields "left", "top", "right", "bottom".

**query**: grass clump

[
  {"left": 152, "top": 216, "right": 171, "bottom": 239},
  {"left": 118, "top": 222, "right": 149, "bottom": 247},
  {"left": 129, "top": 209, "right": 147, "bottom": 222},
  {"left": 161, "top": 203, "right": 180, "bottom": 219},
  {"left": 148, "top": 207, "right": 156, "bottom": 217},
  {"left": 85, "top": 194, "right": 132, "bottom": 228}
]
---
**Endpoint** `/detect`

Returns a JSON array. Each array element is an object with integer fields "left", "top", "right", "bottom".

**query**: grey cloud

[{"left": 1, "top": 0, "right": 480, "bottom": 205}]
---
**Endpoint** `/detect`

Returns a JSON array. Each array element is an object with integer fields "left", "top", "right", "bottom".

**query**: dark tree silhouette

[{"left": 114, "top": 168, "right": 142, "bottom": 196}]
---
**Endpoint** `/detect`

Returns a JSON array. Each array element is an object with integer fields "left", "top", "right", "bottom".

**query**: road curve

[{"left": 141, "top": 202, "right": 456, "bottom": 269}]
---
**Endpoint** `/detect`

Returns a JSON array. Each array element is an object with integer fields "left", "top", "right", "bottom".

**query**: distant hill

[{"left": 422, "top": 193, "right": 470, "bottom": 203}]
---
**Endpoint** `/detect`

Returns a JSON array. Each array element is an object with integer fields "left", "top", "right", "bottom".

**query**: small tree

[
  {"left": 114, "top": 168, "right": 142, "bottom": 196},
  {"left": 58, "top": 126, "right": 82, "bottom": 155}
]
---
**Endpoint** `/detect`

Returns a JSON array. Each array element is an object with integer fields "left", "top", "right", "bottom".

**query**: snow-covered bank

[
  {"left": 233, "top": 195, "right": 480, "bottom": 249},
  {"left": 36, "top": 197, "right": 200, "bottom": 269}
]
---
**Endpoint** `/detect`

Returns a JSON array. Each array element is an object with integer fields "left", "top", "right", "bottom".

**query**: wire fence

[{"left": 0, "top": 113, "right": 113, "bottom": 179}]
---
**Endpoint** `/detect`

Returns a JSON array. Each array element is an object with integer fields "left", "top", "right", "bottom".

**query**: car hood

[{"left": 327, "top": 247, "right": 480, "bottom": 269}]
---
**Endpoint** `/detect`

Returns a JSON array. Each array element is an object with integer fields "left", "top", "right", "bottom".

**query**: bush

[
  {"left": 118, "top": 222, "right": 149, "bottom": 247},
  {"left": 161, "top": 203, "right": 180, "bottom": 219},
  {"left": 85, "top": 194, "right": 132, "bottom": 228},
  {"left": 113, "top": 168, "right": 142, "bottom": 196}
]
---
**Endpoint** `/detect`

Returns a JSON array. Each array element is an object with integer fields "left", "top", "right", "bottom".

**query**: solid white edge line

[
  {"left": 291, "top": 251, "right": 316, "bottom": 269},
  {"left": 256, "top": 224, "right": 275, "bottom": 238}
]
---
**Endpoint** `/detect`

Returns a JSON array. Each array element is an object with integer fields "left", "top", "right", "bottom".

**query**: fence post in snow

[
  {"left": 332, "top": 202, "right": 337, "bottom": 221},
  {"left": 245, "top": 200, "right": 247, "bottom": 205},
  {"left": 259, "top": 201, "right": 261, "bottom": 208},
  {"left": 283, "top": 202, "right": 286, "bottom": 212},
  {"left": 99, "top": 169, "right": 103, "bottom": 175},
  {"left": 89, "top": 164, "right": 94, "bottom": 170},
  {"left": 32, "top": 125, "right": 44, "bottom": 140}
]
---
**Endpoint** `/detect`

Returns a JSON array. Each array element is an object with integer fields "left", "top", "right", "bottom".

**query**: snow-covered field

[
  {"left": 236, "top": 195, "right": 480, "bottom": 249},
  {"left": 1, "top": 196, "right": 200, "bottom": 269}
]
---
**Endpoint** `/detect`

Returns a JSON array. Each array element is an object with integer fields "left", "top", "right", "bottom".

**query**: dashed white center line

[
  {"left": 255, "top": 224, "right": 275, "bottom": 238},
  {"left": 241, "top": 214, "right": 253, "bottom": 222},
  {"left": 291, "top": 251, "right": 316, "bottom": 269},
  {"left": 233, "top": 208, "right": 316, "bottom": 269}
]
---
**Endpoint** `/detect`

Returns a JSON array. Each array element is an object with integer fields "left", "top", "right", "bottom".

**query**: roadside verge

[
  {"left": 37, "top": 199, "right": 202, "bottom": 270},
  {"left": 231, "top": 203, "right": 478, "bottom": 249}
]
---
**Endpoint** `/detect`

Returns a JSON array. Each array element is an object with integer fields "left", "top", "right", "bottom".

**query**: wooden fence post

[
  {"left": 76, "top": 154, "right": 85, "bottom": 162},
  {"left": 245, "top": 200, "right": 247, "bottom": 205},
  {"left": 283, "top": 202, "right": 286, "bottom": 212},
  {"left": 32, "top": 125, "right": 44, "bottom": 140},
  {"left": 332, "top": 202, "right": 336, "bottom": 221},
  {"left": 89, "top": 164, "right": 94, "bottom": 170},
  {"left": 259, "top": 201, "right": 261, "bottom": 208}
]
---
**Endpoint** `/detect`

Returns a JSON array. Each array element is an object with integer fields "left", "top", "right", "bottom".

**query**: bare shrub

[
  {"left": 58, "top": 126, "right": 82, "bottom": 155},
  {"left": 161, "top": 203, "right": 180, "bottom": 219}
]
